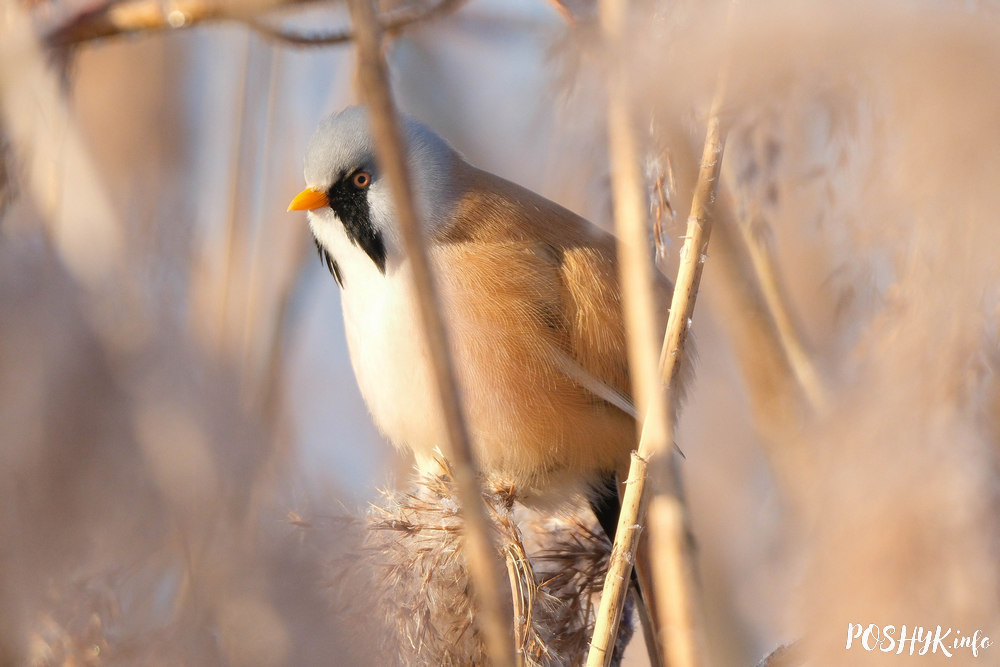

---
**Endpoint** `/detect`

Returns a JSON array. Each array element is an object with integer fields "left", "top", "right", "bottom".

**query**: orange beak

[{"left": 287, "top": 188, "right": 329, "bottom": 212}]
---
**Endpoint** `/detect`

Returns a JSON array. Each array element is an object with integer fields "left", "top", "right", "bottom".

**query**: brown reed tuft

[{"left": 323, "top": 464, "right": 635, "bottom": 666}]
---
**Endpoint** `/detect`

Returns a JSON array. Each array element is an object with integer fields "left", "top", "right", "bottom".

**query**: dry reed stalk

[
  {"left": 585, "top": 4, "right": 664, "bottom": 665},
  {"left": 583, "top": 50, "right": 654, "bottom": 667},
  {"left": 586, "top": 1, "right": 683, "bottom": 666},
  {"left": 728, "top": 201, "right": 828, "bottom": 413},
  {"left": 345, "top": 1, "right": 514, "bottom": 665},
  {"left": 248, "top": 0, "right": 467, "bottom": 46},
  {"left": 42, "top": 0, "right": 289, "bottom": 46},
  {"left": 587, "top": 4, "right": 729, "bottom": 665},
  {"left": 241, "top": 45, "right": 283, "bottom": 408},
  {"left": 211, "top": 35, "right": 252, "bottom": 358},
  {"left": 585, "top": 33, "right": 667, "bottom": 667},
  {"left": 44, "top": 0, "right": 466, "bottom": 49},
  {"left": 238, "top": 46, "right": 294, "bottom": 539},
  {"left": 645, "top": 86, "right": 727, "bottom": 667},
  {"left": 647, "top": 103, "right": 822, "bottom": 503},
  {"left": 697, "top": 210, "right": 816, "bottom": 502},
  {"left": 0, "top": 1, "right": 124, "bottom": 292}
]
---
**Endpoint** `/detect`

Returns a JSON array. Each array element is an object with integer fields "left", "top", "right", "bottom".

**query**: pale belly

[{"left": 341, "top": 263, "right": 450, "bottom": 470}]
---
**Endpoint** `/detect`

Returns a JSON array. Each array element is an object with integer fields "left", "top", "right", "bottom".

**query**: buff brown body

[
  {"left": 430, "top": 166, "right": 663, "bottom": 498},
  {"left": 289, "top": 106, "right": 674, "bottom": 510}
]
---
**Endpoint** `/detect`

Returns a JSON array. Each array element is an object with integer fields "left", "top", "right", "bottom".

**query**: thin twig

[
  {"left": 44, "top": 0, "right": 466, "bottom": 49},
  {"left": 345, "top": 1, "right": 515, "bottom": 666}
]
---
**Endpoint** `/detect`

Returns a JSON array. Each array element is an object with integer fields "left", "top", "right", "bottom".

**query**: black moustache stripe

[{"left": 327, "top": 179, "right": 386, "bottom": 275}]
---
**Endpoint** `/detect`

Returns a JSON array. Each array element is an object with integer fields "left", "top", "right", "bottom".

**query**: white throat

[{"left": 309, "top": 211, "right": 445, "bottom": 466}]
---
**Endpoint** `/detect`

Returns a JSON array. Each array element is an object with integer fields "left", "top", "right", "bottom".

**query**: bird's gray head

[{"left": 289, "top": 106, "right": 462, "bottom": 274}]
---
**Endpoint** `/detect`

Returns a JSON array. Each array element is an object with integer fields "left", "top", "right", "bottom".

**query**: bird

[{"left": 287, "top": 105, "right": 680, "bottom": 548}]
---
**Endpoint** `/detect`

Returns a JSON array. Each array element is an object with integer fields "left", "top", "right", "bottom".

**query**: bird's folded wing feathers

[
  {"left": 441, "top": 168, "right": 644, "bottom": 419},
  {"left": 548, "top": 346, "right": 637, "bottom": 418}
]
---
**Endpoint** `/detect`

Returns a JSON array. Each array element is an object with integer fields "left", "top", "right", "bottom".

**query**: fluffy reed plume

[{"left": 322, "top": 464, "right": 634, "bottom": 666}]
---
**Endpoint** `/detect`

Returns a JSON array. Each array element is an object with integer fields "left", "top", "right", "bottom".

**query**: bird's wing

[
  {"left": 440, "top": 167, "right": 670, "bottom": 419},
  {"left": 549, "top": 347, "right": 636, "bottom": 419}
]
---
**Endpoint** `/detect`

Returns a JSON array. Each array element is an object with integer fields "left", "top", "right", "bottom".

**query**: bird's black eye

[{"left": 351, "top": 171, "right": 371, "bottom": 189}]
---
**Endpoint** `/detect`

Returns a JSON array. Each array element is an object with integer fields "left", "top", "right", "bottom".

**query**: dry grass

[{"left": 2, "top": 1, "right": 1000, "bottom": 665}]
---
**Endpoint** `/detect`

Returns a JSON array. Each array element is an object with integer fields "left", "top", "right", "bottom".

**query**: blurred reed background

[{"left": 1, "top": 0, "right": 999, "bottom": 665}]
